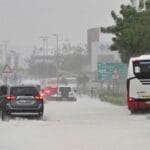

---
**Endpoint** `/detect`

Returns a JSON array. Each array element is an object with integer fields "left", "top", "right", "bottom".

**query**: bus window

[{"left": 133, "top": 60, "right": 150, "bottom": 79}]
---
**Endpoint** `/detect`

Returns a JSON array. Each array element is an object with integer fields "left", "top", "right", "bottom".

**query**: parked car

[{"left": 0, "top": 85, "right": 44, "bottom": 120}]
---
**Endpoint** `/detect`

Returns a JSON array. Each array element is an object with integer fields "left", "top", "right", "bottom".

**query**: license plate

[{"left": 17, "top": 100, "right": 35, "bottom": 105}]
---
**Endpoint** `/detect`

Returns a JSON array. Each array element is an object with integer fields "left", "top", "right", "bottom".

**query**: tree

[
  {"left": 57, "top": 43, "right": 88, "bottom": 74},
  {"left": 101, "top": 1, "right": 150, "bottom": 63},
  {"left": 145, "top": 0, "right": 150, "bottom": 9},
  {"left": 25, "top": 56, "right": 57, "bottom": 78},
  {"left": 26, "top": 43, "right": 88, "bottom": 78},
  {"left": 77, "top": 73, "right": 89, "bottom": 84}
]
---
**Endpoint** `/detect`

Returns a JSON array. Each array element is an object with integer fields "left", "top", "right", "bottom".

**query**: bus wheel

[{"left": 130, "top": 110, "right": 137, "bottom": 114}]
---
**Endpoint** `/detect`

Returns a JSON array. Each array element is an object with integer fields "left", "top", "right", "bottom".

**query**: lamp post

[
  {"left": 40, "top": 36, "right": 49, "bottom": 77},
  {"left": 40, "top": 36, "right": 49, "bottom": 60},
  {"left": 52, "top": 34, "right": 59, "bottom": 88}
]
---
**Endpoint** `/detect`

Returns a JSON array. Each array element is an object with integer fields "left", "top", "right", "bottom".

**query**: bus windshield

[{"left": 133, "top": 60, "right": 150, "bottom": 79}]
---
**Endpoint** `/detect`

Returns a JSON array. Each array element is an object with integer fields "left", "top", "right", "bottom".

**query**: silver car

[{"left": 0, "top": 85, "right": 44, "bottom": 120}]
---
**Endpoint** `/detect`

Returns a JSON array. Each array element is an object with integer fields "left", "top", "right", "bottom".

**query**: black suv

[{"left": 0, "top": 85, "right": 44, "bottom": 120}]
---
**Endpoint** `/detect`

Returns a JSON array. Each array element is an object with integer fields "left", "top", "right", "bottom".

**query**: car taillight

[
  {"left": 40, "top": 92, "right": 45, "bottom": 97},
  {"left": 5, "top": 96, "right": 16, "bottom": 101},
  {"left": 45, "top": 89, "right": 51, "bottom": 94},
  {"left": 34, "top": 96, "right": 43, "bottom": 101}
]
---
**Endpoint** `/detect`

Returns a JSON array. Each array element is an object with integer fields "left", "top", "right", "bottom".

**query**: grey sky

[{"left": 0, "top": 0, "right": 130, "bottom": 48}]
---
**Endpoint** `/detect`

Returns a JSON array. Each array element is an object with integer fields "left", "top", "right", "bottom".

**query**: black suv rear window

[{"left": 10, "top": 87, "right": 39, "bottom": 96}]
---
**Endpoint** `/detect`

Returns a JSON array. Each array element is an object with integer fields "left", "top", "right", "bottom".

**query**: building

[
  {"left": 87, "top": 28, "right": 100, "bottom": 63},
  {"left": 32, "top": 47, "right": 55, "bottom": 64},
  {"left": 91, "top": 41, "right": 121, "bottom": 72}
]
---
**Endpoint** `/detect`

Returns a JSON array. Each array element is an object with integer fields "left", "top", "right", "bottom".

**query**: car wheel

[
  {"left": 130, "top": 109, "right": 138, "bottom": 115},
  {"left": 35, "top": 112, "right": 43, "bottom": 120},
  {"left": 1, "top": 109, "right": 10, "bottom": 121}
]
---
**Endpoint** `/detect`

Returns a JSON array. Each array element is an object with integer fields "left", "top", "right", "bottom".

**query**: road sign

[
  {"left": 2, "top": 65, "right": 12, "bottom": 77},
  {"left": 98, "top": 62, "right": 128, "bottom": 81},
  {"left": 3, "top": 65, "right": 12, "bottom": 73}
]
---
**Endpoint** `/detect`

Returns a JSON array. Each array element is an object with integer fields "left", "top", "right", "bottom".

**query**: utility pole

[
  {"left": 40, "top": 36, "right": 49, "bottom": 77},
  {"left": 52, "top": 34, "right": 59, "bottom": 88},
  {"left": 40, "top": 36, "right": 49, "bottom": 61},
  {"left": 1, "top": 41, "right": 9, "bottom": 85}
]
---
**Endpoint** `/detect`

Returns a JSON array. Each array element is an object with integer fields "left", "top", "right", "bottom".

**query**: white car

[{"left": 57, "top": 85, "right": 77, "bottom": 101}]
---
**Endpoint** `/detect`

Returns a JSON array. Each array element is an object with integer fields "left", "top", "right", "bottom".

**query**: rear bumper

[
  {"left": 5, "top": 103, "right": 43, "bottom": 116},
  {"left": 10, "top": 112, "right": 39, "bottom": 116},
  {"left": 65, "top": 97, "right": 76, "bottom": 100},
  {"left": 128, "top": 100, "right": 150, "bottom": 110}
]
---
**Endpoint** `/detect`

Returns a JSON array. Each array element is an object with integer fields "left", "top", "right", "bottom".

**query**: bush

[{"left": 100, "top": 94, "right": 125, "bottom": 106}]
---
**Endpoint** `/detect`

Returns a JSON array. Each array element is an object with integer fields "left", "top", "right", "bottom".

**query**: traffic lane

[
  {"left": 0, "top": 119, "right": 149, "bottom": 150},
  {"left": 45, "top": 96, "right": 138, "bottom": 124},
  {"left": 43, "top": 98, "right": 150, "bottom": 150},
  {"left": 0, "top": 96, "right": 150, "bottom": 150}
]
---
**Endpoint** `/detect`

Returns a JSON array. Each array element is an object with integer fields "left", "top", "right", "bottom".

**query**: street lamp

[
  {"left": 40, "top": 36, "right": 49, "bottom": 59},
  {"left": 52, "top": 34, "right": 59, "bottom": 88}
]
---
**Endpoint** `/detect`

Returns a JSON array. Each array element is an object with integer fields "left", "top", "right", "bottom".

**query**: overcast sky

[{"left": 0, "top": 0, "right": 130, "bottom": 49}]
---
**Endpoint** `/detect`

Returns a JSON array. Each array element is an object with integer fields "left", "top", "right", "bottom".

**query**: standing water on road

[{"left": 0, "top": 96, "right": 149, "bottom": 150}]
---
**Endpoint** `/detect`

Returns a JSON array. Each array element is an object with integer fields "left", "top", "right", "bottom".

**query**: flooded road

[{"left": 0, "top": 96, "right": 149, "bottom": 150}]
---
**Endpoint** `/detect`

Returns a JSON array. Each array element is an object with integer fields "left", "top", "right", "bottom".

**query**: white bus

[{"left": 127, "top": 55, "right": 150, "bottom": 113}]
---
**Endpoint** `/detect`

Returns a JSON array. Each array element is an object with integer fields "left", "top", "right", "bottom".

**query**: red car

[{"left": 40, "top": 84, "right": 57, "bottom": 99}]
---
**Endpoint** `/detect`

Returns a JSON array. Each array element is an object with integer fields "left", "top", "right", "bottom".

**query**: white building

[{"left": 91, "top": 41, "right": 121, "bottom": 72}]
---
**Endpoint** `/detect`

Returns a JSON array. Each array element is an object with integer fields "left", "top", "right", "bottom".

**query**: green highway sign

[{"left": 97, "top": 62, "right": 128, "bottom": 81}]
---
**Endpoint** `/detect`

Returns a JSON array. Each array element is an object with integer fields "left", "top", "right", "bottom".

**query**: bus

[{"left": 127, "top": 55, "right": 150, "bottom": 113}]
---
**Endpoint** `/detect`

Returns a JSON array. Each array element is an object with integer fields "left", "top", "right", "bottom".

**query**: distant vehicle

[
  {"left": 127, "top": 55, "right": 150, "bottom": 113},
  {"left": 0, "top": 85, "right": 44, "bottom": 120},
  {"left": 57, "top": 84, "right": 77, "bottom": 101},
  {"left": 40, "top": 84, "right": 57, "bottom": 99}
]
